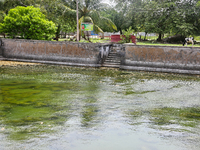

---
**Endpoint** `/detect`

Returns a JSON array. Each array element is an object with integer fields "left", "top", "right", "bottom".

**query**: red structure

[
  {"left": 111, "top": 35, "right": 136, "bottom": 44},
  {"left": 111, "top": 35, "right": 121, "bottom": 42},
  {"left": 130, "top": 35, "right": 136, "bottom": 44}
]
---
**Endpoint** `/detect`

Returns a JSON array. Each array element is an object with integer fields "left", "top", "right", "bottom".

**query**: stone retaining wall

[
  {"left": 0, "top": 39, "right": 111, "bottom": 67},
  {"left": 0, "top": 38, "right": 3, "bottom": 56},
  {"left": 1, "top": 39, "right": 200, "bottom": 74},
  {"left": 120, "top": 44, "right": 200, "bottom": 74}
]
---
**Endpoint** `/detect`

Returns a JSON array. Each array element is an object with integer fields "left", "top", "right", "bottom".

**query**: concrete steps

[{"left": 102, "top": 51, "right": 121, "bottom": 68}]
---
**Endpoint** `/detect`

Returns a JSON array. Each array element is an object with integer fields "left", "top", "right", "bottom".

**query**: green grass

[
  {"left": 137, "top": 41, "right": 200, "bottom": 47},
  {"left": 57, "top": 37, "right": 111, "bottom": 43},
  {"left": 137, "top": 42, "right": 181, "bottom": 46},
  {"left": 137, "top": 41, "right": 189, "bottom": 47},
  {"left": 57, "top": 37, "right": 200, "bottom": 47}
]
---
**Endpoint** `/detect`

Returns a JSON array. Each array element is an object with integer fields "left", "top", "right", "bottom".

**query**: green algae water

[{"left": 1, "top": 64, "right": 200, "bottom": 150}]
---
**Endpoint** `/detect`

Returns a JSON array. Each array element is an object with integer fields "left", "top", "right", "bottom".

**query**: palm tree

[
  {"left": 78, "top": 0, "right": 117, "bottom": 40},
  {"left": 66, "top": 0, "right": 117, "bottom": 40}
]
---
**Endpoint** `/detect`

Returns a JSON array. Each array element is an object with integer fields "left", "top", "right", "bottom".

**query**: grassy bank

[{"left": 58, "top": 37, "right": 200, "bottom": 47}]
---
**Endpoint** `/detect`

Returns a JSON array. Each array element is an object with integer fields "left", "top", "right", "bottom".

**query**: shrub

[
  {"left": 0, "top": 6, "right": 57, "bottom": 40},
  {"left": 118, "top": 26, "right": 135, "bottom": 44}
]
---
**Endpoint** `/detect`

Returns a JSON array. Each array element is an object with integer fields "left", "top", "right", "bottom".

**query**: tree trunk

[
  {"left": 157, "top": 33, "right": 162, "bottom": 41},
  {"left": 120, "top": 29, "right": 122, "bottom": 35},
  {"left": 55, "top": 24, "right": 61, "bottom": 41},
  {"left": 101, "top": 32, "right": 104, "bottom": 39},
  {"left": 139, "top": 35, "right": 141, "bottom": 41},
  {"left": 144, "top": 32, "right": 147, "bottom": 40}
]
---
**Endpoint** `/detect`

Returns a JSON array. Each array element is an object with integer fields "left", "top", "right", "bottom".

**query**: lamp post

[{"left": 76, "top": 0, "right": 79, "bottom": 41}]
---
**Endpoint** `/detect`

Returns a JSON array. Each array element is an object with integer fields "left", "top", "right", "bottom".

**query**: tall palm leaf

[{"left": 78, "top": 2, "right": 117, "bottom": 40}]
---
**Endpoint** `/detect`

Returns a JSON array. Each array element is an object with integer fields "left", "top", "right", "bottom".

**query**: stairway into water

[{"left": 102, "top": 51, "right": 121, "bottom": 68}]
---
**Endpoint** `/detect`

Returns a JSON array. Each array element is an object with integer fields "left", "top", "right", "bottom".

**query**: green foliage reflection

[{"left": 0, "top": 78, "right": 71, "bottom": 140}]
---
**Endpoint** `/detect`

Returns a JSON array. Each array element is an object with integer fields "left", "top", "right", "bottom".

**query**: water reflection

[{"left": 0, "top": 65, "right": 200, "bottom": 149}]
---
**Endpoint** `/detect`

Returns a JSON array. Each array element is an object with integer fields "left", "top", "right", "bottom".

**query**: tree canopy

[
  {"left": 1, "top": 0, "right": 200, "bottom": 41},
  {"left": 108, "top": 0, "right": 200, "bottom": 40},
  {"left": 0, "top": 0, "right": 77, "bottom": 40}
]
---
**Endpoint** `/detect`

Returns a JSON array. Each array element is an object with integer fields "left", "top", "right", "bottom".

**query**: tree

[
  {"left": 0, "top": 6, "right": 57, "bottom": 40},
  {"left": 144, "top": 0, "right": 200, "bottom": 40},
  {"left": 99, "top": 6, "right": 117, "bottom": 32},
  {"left": 171, "top": 0, "right": 200, "bottom": 37},
  {"left": 113, "top": 0, "right": 200, "bottom": 41},
  {"left": 40, "top": 0, "right": 76, "bottom": 40},
  {"left": 0, "top": 0, "right": 77, "bottom": 40},
  {"left": 110, "top": 0, "right": 139, "bottom": 34},
  {"left": 66, "top": 0, "right": 117, "bottom": 40}
]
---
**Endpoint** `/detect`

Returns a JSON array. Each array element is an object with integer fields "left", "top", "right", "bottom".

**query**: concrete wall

[
  {"left": 121, "top": 44, "right": 200, "bottom": 74},
  {"left": 0, "top": 38, "right": 2, "bottom": 56},
  {"left": 1, "top": 39, "right": 200, "bottom": 74},
  {"left": 0, "top": 39, "right": 111, "bottom": 67}
]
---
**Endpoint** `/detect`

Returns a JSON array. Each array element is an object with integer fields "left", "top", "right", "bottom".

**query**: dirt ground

[{"left": 0, "top": 60, "right": 40, "bottom": 66}]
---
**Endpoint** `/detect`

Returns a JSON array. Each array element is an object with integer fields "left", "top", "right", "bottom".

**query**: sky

[{"left": 101, "top": 0, "right": 116, "bottom": 6}]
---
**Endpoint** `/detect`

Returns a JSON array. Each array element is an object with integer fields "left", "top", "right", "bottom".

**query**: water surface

[{"left": 0, "top": 64, "right": 200, "bottom": 150}]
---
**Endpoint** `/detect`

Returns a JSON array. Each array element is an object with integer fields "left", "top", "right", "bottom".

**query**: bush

[
  {"left": 0, "top": 6, "right": 57, "bottom": 40},
  {"left": 119, "top": 26, "right": 135, "bottom": 43},
  {"left": 163, "top": 35, "right": 185, "bottom": 43}
]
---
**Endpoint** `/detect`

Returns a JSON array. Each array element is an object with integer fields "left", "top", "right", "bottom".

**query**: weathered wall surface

[
  {"left": 1, "top": 39, "right": 200, "bottom": 74},
  {"left": 0, "top": 38, "right": 3, "bottom": 56},
  {"left": 0, "top": 39, "right": 107, "bottom": 67},
  {"left": 121, "top": 45, "right": 200, "bottom": 74}
]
